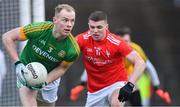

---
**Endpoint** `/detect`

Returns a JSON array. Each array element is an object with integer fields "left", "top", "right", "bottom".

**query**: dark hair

[
  {"left": 88, "top": 11, "right": 107, "bottom": 22},
  {"left": 114, "top": 27, "right": 131, "bottom": 36}
]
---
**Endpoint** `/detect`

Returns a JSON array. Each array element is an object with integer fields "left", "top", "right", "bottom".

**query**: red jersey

[{"left": 76, "top": 30, "right": 133, "bottom": 93}]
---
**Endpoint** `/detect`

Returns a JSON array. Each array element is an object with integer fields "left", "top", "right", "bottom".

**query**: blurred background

[{"left": 0, "top": 0, "right": 180, "bottom": 106}]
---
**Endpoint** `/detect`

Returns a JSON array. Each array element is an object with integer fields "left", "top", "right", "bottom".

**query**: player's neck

[{"left": 52, "top": 28, "right": 66, "bottom": 41}]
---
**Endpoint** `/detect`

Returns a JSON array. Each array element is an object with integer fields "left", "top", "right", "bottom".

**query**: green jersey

[{"left": 19, "top": 21, "right": 80, "bottom": 73}]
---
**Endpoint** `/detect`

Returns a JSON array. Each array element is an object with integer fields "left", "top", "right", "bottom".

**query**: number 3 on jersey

[{"left": 48, "top": 47, "right": 53, "bottom": 53}]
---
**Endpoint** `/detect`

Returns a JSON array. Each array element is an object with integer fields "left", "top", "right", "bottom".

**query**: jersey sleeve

[
  {"left": 118, "top": 38, "right": 133, "bottom": 56},
  {"left": 20, "top": 21, "right": 53, "bottom": 40}
]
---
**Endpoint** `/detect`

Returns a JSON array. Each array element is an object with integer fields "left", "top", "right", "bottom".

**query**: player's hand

[
  {"left": 154, "top": 86, "right": 172, "bottom": 104},
  {"left": 15, "top": 61, "right": 28, "bottom": 86},
  {"left": 70, "top": 85, "right": 85, "bottom": 101},
  {"left": 28, "top": 82, "right": 48, "bottom": 90},
  {"left": 118, "top": 82, "right": 134, "bottom": 102}
]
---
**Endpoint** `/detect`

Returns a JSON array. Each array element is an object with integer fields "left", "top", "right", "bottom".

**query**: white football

[{"left": 24, "top": 62, "right": 47, "bottom": 86}]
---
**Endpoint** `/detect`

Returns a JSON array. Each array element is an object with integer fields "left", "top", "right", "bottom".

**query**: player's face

[
  {"left": 121, "top": 34, "right": 131, "bottom": 44},
  {"left": 53, "top": 9, "right": 75, "bottom": 40},
  {"left": 88, "top": 20, "right": 108, "bottom": 41}
]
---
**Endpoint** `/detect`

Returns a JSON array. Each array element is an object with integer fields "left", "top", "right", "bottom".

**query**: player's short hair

[
  {"left": 55, "top": 4, "right": 75, "bottom": 16},
  {"left": 114, "top": 27, "right": 131, "bottom": 37},
  {"left": 88, "top": 11, "right": 107, "bottom": 22}
]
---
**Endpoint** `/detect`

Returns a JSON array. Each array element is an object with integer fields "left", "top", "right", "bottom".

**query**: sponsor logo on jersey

[
  {"left": 85, "top": 55, "right": 112, "bottom": 65},
  {"left": 32, "top": 45, "right": 59, "bottom": 62}
]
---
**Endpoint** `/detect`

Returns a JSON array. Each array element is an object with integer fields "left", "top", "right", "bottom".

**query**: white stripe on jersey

[{"left": 107, "top": 34, "right": 120, "bottom": 46}]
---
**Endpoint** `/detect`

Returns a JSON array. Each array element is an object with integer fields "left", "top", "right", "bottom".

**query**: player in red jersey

[{"left": 76, "top": 11, "right": 146, "bottom": 107}]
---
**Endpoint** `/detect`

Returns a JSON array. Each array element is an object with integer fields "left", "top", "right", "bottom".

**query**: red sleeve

[
  {"left": 76, "top": 34, "right": 84, "bottom": 51},
  {"left": 118, "top": 38, "right": 133, "bottom": 56}
]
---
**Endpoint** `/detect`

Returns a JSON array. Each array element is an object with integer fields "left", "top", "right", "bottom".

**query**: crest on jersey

[
  {"left": 94, "top": 47, "right": 101, "bottom": 56},
  {"left": 58, "top": 50, "right": 66, "bottom": 58}
]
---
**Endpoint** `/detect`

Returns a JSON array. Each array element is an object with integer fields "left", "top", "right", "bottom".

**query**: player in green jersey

[{"left": 2, "top": 4, "right": 80, "bottom": 106}]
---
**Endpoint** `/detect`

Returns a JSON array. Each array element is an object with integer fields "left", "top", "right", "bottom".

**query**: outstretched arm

[
  {"left": 146, "top": 59, "right": 160, "bottom": 86},
  {"left": 146, "top": 60, "right": 172, "bottom": 104}
]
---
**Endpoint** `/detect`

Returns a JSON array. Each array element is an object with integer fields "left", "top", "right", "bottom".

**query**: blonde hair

[{"left": 55, "top": 4, "right": 75, "bottom": 16}]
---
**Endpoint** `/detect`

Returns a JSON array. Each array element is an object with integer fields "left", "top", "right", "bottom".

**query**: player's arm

[
  {"left": 126, "top": 50, "right": 146, "bottom": 84},
  {"left": 118, "top": 50, "right": 146, "bottom": 102},
  {"left": 146, "top": 60, "right": 172, "bottom": 104},
  {"left": 2, "top": 27, "right": 28, "bottom": 86},
  {"left": 2, "top": 27, "right": 27, "bottom": 63},
  {"left": 146, "top": 59, "right": 160, "bottom": 87},
  {"left": 46, "top": 61, "right": 73, "bottom": 84}
]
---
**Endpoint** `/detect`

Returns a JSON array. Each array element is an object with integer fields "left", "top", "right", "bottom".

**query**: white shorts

[
  {"left": 85, "top": 81, "right": 126, "bottom": 107},
  {"left": 37, "top": 78, "right": 61, "bottom": 103}
]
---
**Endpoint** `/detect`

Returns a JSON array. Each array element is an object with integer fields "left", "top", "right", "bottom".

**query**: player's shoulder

[
  {"left": 24, "top": 21, "right": 53, "bottom": 30},
  {"left": 76, "top": 30, "right": 92, "bottom": 42},
  {"left": 32, "top": 21, "right": 53, "bottom": 25},
  {"left": 76, "top": 30, "right": 91, "bottom": 39},
  {"left": 130, "top": 42, "right": 146, "bottom": 54},
  {"left": 22, "top": 21, "right": 53, "bottom": 38},
  {"left": 106, "top": 32, "right": 122, "bottom": 46},
  {"left": 68, "top": 33, "right": 80, "bottom": 50},
  {"left": 33, "top": 21, "right": 53, "bottom": 28},
  {"left": 130, "top": 42, "right": 142, "bottom": 50},
  {"left": 68, "top": 33, "right": 80, "bottom": 48}
]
